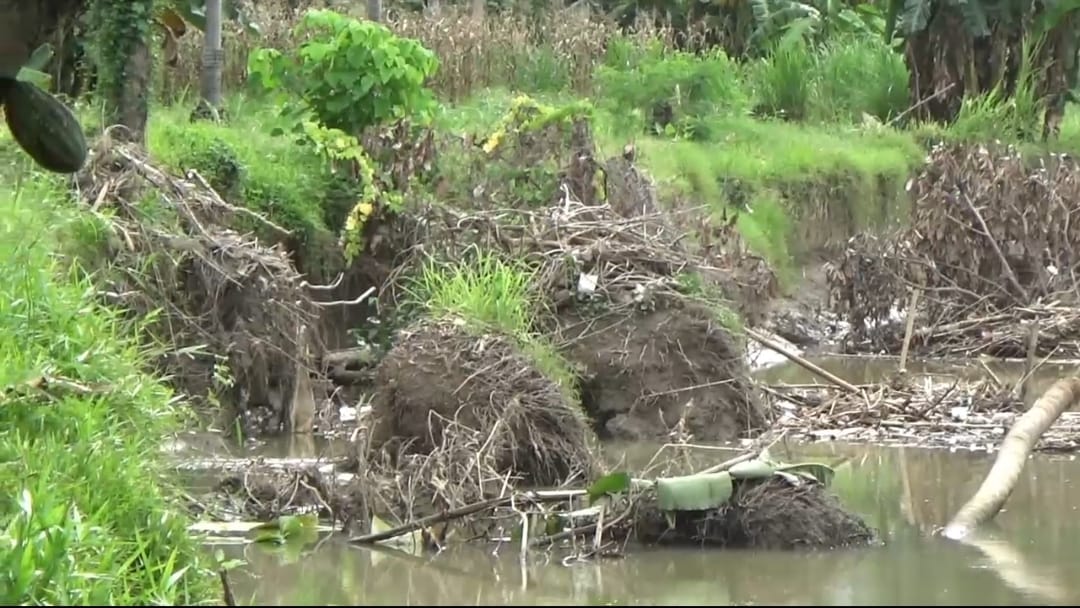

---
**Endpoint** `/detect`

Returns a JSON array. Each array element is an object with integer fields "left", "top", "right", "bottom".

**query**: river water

[{"left": 195, "top": 356, "right": 1080, "bottom": 606}]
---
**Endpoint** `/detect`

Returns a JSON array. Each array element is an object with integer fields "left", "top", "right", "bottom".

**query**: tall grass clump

[
  {"left": 946, "top": 40, "right": 1043, "bottom": 144},
  {"left": 748, "top": 28, "right": 817, "bottom": 121},
  {"left": 0, "top": 177, "right": 214, "bottom": 604},
  {"left": 595, "top": 34, "right": 751, "bottom": 139},
  {"left": 748, "top": 28, "right": 907, "bottom": 123},
  {"left": 811, "top": 36, "right": 909, "bottom": 123},
  {"left": 405, "top": 249, "right": 577, "bottom": 394}
]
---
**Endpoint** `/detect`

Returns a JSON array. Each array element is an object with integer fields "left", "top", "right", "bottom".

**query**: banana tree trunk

[{"left": 200, "top": 0, "right": 224, "bottom": 109}]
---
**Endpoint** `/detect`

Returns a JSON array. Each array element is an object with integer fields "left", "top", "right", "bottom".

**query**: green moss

[{"left": 0, "top": 175, "right": 214, "bottom": 604}]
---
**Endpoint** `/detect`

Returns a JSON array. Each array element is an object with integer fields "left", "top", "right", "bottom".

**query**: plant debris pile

[
  {"left": 75, "top": 141, "right": 325, "bottom": 434},
  {"left": 211, "top": 465, "right": 338, "bottom": 522},
  {"left": 828, "top": 143, "right": 1080, "bottom": 358},
  {"left": 361, "top": 319, "right": 599, "bottom": 522},
  {"left": 632, "top": 476, "right": 876, "bottom": 549},
  {"left": 769, "top": 375, "right": 1080, "bottom": 452}
]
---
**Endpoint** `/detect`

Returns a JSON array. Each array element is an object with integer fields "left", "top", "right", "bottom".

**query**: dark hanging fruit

[{"left": 2, "top": 78, "right": 88, "bottom": 173}]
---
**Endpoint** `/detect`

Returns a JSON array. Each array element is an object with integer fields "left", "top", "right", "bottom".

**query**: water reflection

[{"left": 211, "top": 443, "right": 1080, "bottom": 606}]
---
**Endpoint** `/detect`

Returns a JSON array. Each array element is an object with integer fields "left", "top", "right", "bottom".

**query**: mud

[
  {"left": 632, "top": 476, "right": 878, "bottom": 550},
  {"left": 557, "top": 299, "right": 768, "bottom": 442},
  {"left": 367, "top": 319, "right": 599, "bottom": 487}
]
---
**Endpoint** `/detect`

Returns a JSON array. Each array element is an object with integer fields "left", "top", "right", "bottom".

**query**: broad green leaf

[
  {"left": 775, "top": 462, "right": 836, "bottom": 487},
  {"left": 25, "top": 44, "right": 54, "bottom": 72},
  {"left": 656, "top": 471, "right": 734, "bottom": 511},
  {"left": 247, "top": 512, "right": 318, "bottom": 544},
  {"left": 729, "top": 459, "right": 776, "bottom": 480},
  {"left": 899, "top": 0, "right": 932, "bottom": 34},
  {"left": 15, "top": 67, "right": 52, "bottom": 89},
  {"left": 587, "top": 471, "right": 631, "bottom": 503}
]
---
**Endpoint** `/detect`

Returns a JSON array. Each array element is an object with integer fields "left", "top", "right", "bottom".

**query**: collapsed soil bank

[{"left": 557, "top": 300, "right": 767, "bottom": 441}]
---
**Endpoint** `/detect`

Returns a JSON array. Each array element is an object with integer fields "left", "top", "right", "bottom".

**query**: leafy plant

[
  {"left": 297, "top": 121, "right": 402, "bottom": 264},
  {"left": 247, "top": 9, "right": 440, "bottom": 138},
  {"left": 587, "top": 471, "right": 633, "bottom": 504}
]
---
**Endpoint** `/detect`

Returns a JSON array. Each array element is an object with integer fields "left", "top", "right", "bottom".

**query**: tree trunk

[
  {"left": 115, "top": 36, "right": 150, "bottom": 143},
  {"left": 942, "top": 376, "right": 1080, "bottom": 540},
  {"left": 90, "top": 0, "right": 153, "bottom": 144},
  {"left": 367, "top": 0, "right": 382, "bottom": 22},
  {"left": 471, "top": 0, "right": 485, "bottom": 19},
  {"left": 200, "top": 0, "right": 224, "bottom": 110}
]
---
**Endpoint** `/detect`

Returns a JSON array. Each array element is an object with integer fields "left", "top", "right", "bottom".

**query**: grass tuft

[{"left": 404, "top": 249, "right": 579, "bottom": 397}]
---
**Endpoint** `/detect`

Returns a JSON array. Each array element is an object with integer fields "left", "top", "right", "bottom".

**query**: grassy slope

[
  {"left": 139, "top": 98, "right": 353, "bottom": 279},
  {"left": 0, "top": 153, "right": 214, "bottom": 604},
  {"left": 438, "top": 88, "right": 924, "bottom": 287}
]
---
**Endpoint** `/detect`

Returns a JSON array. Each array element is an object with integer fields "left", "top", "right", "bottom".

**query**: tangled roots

[
  {"left": 367, "top": 319, "right": 600, "bottom": 495},
  {"left": 633, "top": 476, "right": 877, "bottom": 550}
]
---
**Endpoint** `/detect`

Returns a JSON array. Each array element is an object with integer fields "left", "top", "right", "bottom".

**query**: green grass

[
  {"left": 0, "top": 174, "right": 215, "bottom": 604},
  {"left": 142, "top": 96, "right": 356, "bottom": 277},
  {"left": 405, "top": 249, "right": 579, "bottom": 396},
  {"left": 437, "top": 87, "right": 921, "bottom": 283}
]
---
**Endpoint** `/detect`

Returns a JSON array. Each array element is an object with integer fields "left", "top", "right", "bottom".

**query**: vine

[
  {"left": 88, "top": 0, "right": 156, "bottom": 114},
  {"left": 300, "top": 122, "right": 403, "bottom": 264},
  {"left": 481, "top": 95, "right": 593, "bottom": 154}
]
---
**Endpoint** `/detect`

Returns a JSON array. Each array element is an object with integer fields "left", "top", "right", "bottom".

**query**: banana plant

[
  {"left": 156, "top": 0, "right": 260, "bottom": 67},
  {"left": 15, "top": 44, "right": 56, "bottom": 89}
]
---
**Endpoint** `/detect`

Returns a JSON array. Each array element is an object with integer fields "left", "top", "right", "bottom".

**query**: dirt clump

[
  {"left": 366, "top": 319, "right": 599, "bottom": 491},
  {"left": 632, "top": 476, "right": 877, "bottom": 550},
  {"left": 558, "top": 300, "right": 766, "bottom": 441}
]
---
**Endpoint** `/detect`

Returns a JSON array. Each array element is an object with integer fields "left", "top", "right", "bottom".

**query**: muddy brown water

[{"left": 191, "top": 356, "right": 1080, "bottom": 606}]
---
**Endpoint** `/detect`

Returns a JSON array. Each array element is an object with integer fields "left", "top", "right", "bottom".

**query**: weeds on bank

[
  {"left": 405, "top": 250, "right": 579, "bottom": 396},
  {"left": 0, "top": 177, "right": 214, "bottom": 604}
]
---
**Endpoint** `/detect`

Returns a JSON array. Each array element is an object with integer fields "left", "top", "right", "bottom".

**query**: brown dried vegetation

[
  {"left": 74, "top": 139, "right": 325, "bottom": 433},
  {"left": 828, "top": 143, "right": 1080, "bottom": 358}
]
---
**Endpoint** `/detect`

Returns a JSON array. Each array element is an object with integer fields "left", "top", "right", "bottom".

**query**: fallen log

[
  {"left": 320, "top": 346, "right": 377, "bottom": 370},
  {"left": 941, "top": 376, "right": 1080, "bottom": 540}
]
